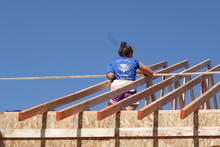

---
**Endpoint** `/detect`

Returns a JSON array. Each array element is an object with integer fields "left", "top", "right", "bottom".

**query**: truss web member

[{"left": 106, "top": 41, "right": 153, "bottom": 110}]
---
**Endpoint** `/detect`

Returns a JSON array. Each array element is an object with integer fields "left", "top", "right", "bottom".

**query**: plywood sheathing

[{"left": 1, "top": 110, "right": 220, "bottom": 147}]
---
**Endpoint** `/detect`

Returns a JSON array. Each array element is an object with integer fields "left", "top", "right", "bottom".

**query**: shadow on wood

[
  {"left": 115, "top": 111, "right": 121, "bottom": 147},
  {"left": 77, "top": 112, "right": 83, "bottom": 147},
  {"left": 153, "top": 110, "right": 159, "bottom": 147},
  {"left": 193, "top": 110, "right": 199, "bottom": 147},
  {"left": 41, "top": 112, "right": 47, "bottom": 147},
  {"left": 0, "top": 131, "right": 6, "bottom": 147}
]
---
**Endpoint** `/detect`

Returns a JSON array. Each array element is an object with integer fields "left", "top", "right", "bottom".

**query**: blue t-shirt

[{"left": 107, "top": 57, "right": 139, "bottom": 81}]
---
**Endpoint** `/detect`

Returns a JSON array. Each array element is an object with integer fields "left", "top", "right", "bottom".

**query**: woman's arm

[
  {"left": 138, "top": 61, "right": 153, "bottom": 78},
  {"left": 106, "top": 72, "right": 115, "bottom": 80}
]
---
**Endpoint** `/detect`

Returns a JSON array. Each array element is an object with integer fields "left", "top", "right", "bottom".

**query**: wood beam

[
  {"left": 19, "top": 80, "right": 111, "bottom": 121},
  {"left": 209, "top": 76, "right": 218, "bottom": 109},
  {"left": 148, "top": 61, "right": 168, "bottom": 71},
  {"left": 57, "top": 60, "right": 188, "bottom": 120},
  {"left": 16, "top": 61, "right": 165, "bottom": 121},
  {"left": 160, "top": 76, "right": 166, "bottom": 98},
  {"left": 19, "top": 61, "right": 167, "bottom": 121},
  {"left": 146, "top": 80, "right": 156, "bottom": 104},
  {"left": 207, "top": 63, "right": 218, "bottom": 109},
  {"left": 97, "top": 60, "right": 210, "bottom": 120},
  {"left": 188, "top": 76, "right": 196, "bottom": 101},
  {"left": 180, "top": 80, "right": 220, "bottom": 119},
  {"left": 171, "top": 60, "right": 188, "bottom": 109},
  {"left": 201, "top": 79, "right": 210, "bottom": 109},
  {"left": 137, "top": 63, "right": 220, "bottom": 120},
  {"left": 56, "top": 77, "right": 149, "bottom": 120},
  {"left": 156, "top": 60, "right": 188, "bottom": 74},
  {"left": 98, "top": 77, "right": 175, "bottom": 120},
  {"left": 144, "top": 62, "right": 167, "bottom": 105},
  {"left": 174, "top": 79, "right": 185, "bottom": 109}
]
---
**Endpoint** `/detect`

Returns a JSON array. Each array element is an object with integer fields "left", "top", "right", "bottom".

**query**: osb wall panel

[
  {"left": 0, "top": 112, "right": 42, "bottom": 129},
  {"left": 2, "top": 139, "right": 220, "bottom": 147},
  {"left": 1, "top": 110, "right": 220, "bottom": 147},
  {"left": 198, "top": 110, "right": 220, "bottom": 126}
]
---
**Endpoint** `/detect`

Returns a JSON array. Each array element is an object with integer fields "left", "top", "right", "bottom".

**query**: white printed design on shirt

[{"left": 117, "top": 64, "right": 131, "bottom": 72}]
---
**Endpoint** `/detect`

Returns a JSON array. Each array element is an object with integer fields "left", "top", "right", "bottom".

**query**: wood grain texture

[
  {"left": 139, "top": 64, "right": 220, "bottom": 120},
  {"left": 1, "top": 110, "right": 220, "bottom": 147},
  {"left": 180, "top": 80, "right": 220, "bottom": 119},
  {"left": 2, "top": 127, "right": 220, "bottom": 138},
  {"left": 18, "top": 61, "right": 166, "bottom": 121},
  {"left": 98, "top": 60, "right": 210, "bottom": 120},
  {"left": 58, "top": 60, "right": 189, "bottom": 120},
  {"left": 19, "top": 80, "right": 111, "bottom": 121}
]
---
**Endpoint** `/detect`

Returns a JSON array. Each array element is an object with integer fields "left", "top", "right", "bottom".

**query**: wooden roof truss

[{"left": 18, "top": 59, "right": 220, "bottom": 121}]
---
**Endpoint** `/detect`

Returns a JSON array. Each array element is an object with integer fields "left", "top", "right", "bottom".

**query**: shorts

[
  {"left": 109, "top": 92, "right": 139, "bottom": 105},
  {"left": 109, "top": 80, "right": 139, "bottom": 105}
]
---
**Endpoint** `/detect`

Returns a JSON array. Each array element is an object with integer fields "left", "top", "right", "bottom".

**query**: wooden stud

[
  {"left": 168, "top": 83, "right": 173, "bottom": 109},
  {"left": 209, "top": 76, "right": 218, "bottom": 109},
  {"left": 19, "top": 61, "right": 167, "bottom": 121},
  {"left": 207, "top": 63, "right": 218, "bottom": 109},
  {"left": 156, "top": 60, "right": 188, "bottom": 74},
  {"left": 97, "top": 60, "right": 211, "bottom": 120},
  {"left": 201, "top": 79, "right": 210, "bottom": 109},
  {"left": 57, "top": 60, "right": 188, "bottom": 120},
  {"left": 138, "top": 64, "right": 220, "bottom": 120},
  {"left": 57, "top": 77, "right": 148, "bottom": 120},
  {"left": 146, "top": 64, "right": 167, "bottom": 105},
  {"left": 19, "top": 80, "right": 111, "bottom": 121},
  {"left": 182, "top": 75, "right": 188, "bottom": 105},
  {"left": 174, "top": 79, "right": 185, "bottom": 109},
  {"left": 147, "top": 80, "right": 156, "bottom": 103},
  {"left": 97, "top": 77, "right": 175, "bottom": 120},
  {"left": 145, "top": 81, "right": 151, "bottom": 105},
  {"left": 180, "top": 80, "right": 220, "bottom": 119},
  {"left": 148, "top": 61, "right": 168, "bottom": 71},
  {"left": 160, "top": 76, "right": 166, "bottom": 98},
  {"left": 188, "top": 75, "right": 196, "bottom": 101}
]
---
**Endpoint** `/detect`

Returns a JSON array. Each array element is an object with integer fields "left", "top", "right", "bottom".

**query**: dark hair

[{"left": 118, "top": 41, "right": 133, "bottom": 57}]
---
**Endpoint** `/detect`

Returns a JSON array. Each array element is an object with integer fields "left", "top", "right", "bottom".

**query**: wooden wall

[{"left": 1, "top": 110, "right": 220, "bottom": 147}]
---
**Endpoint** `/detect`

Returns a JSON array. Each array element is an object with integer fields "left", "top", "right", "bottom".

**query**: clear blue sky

[{"left": 0, "top": 1, "right": 220, "bottom": 112}]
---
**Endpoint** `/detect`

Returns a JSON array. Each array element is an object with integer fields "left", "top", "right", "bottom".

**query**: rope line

[{"left": 0, "top": 71, "right": 220, "bottom": 80}]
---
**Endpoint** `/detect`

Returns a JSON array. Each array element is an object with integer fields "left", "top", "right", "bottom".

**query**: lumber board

[
  {"left": 174, "top": 79, "right": 184, "bottom": 109},
  {"left": 1, "top": 127, "right": 220, "bottom": 138},
  {"left": 156, "top": 60, "right": 188, "bottom": 74},
  {"left": 188, "top": 75, "right": 196, "bottom": 101},
  {"left": 201, "top": 79, "right": 210, "bottom": 109},
  {"left": 180, "top": 80, "right": 220, "bottom": 119},
  {"left": 207, "top": 62, "right": 218, "bottom": 109},
  {"left": 2, "top": 110, "right": 220, "bottom": 147},
  {"left": 209, "top": 76, "right": 218, "bottom": 109},
  {"left": 19, "top": 80, "right": 111, "bottom": 121},
  {"left": 97, "top": 78, "right": 174, "bottom": 120},
  {"left": 57, "top": 60, "right": 188, "bottom": 120},
  {"left": 18, "top": 61, "right": 166, "bottom": 121},
  {"left": 147, "top": 61, "right": 168, "bottom": 71},
  {"left": 182, "top": 76, "right": 187, "bottom": 105},
  {"left": 145, "top": 82, "right": 150, "bottom": 105},
  {"left": 97, "top": 60, "right": 210, "bottom": 120},
  {"left": 138, "top": 64, "right": 220, "bottom": 120},
  {"left": 146, "top": 80, "right": 156, "bottom": 104},
  {"left": 159, "top": 76, "right": 166, "bottom": 98},
  {"left": 56, "top": 77, "right": 148, "bottom": 120}
]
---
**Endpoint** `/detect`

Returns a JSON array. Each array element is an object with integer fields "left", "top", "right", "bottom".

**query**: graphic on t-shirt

[{"left": 117, "top": 64, "right": 131, "bottom": 72}]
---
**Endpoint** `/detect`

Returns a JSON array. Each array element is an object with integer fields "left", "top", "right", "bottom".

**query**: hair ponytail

[
  {"left": 120, "top": 41, "right": 127, "bottom": 48},
  {"left": 118, "top": 41, "right": 133, "bottom": 57}
]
